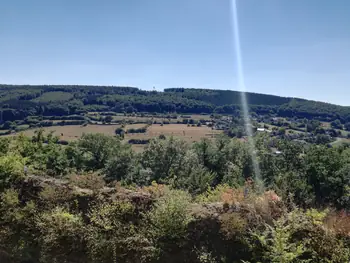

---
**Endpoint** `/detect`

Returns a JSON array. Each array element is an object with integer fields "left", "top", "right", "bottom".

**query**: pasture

[
  {"left": 32, "top": 91, "right": 73, "bottom": 103},
  {"left": 7, "top": 123, "right": 222, "bottom": 151}
]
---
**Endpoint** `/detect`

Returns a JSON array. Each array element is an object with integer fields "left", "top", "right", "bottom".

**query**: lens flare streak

[{"left": 230, "top": 0, "right": 262, "bottom": 183}]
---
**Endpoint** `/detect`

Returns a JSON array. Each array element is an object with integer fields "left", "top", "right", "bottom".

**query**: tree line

[{"left": 1, "top": 85, "right": 350, "bottom": 123}]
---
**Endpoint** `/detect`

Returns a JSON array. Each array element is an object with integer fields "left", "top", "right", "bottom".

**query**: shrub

[
  {"left": 86, "top": 201, "right": 154, "bottom": 263},
  {"left": 37, "top": 207, "right": 86, "bottom": 263},
  {"left": 220, "top": 212, "right": 247, "bottom": 239},
  {"left": 147, "top": 189, "right": 193, "bottom": 241},
  {"left": 69, "top": 172, "right": 105, "bottom": 192},
  {"left": 158, "top": 134, "right": 166, "bottom": 140},
  {"left": 128, "top": 139, "right": 150, "bottom": 144},
  {"left": 0, "top": 154, "right": 26, "bottom": 190},
  {"left": 197, "top": 184, "right": 241, "bottom": 204},
  {"left": 127, "top": 126, "right": 147, "bottom": 133},
  {"left": 0, "top": 189, "right": 38, "bottom": 262},
  {"left": 252, "top": 214, "right": 306, "bottom": 263},
  {"left": 103, "top": 147, "right": 134, "bottom": 181}
]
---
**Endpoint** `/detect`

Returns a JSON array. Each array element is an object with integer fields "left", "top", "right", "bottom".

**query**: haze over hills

[{"left": 0, "top": 84, "right": 349, "bottom": 123}]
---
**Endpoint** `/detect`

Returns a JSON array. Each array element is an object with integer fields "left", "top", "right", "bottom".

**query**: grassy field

[
  {"left": 8, "top": 124, "right": 121, "bottom": 140},
  {"left": 125, "top": 124, "right": 221, "bottom": 142},
  {"left": 7, "top": 123, "right": 222, "bottom": 151},
  {"left": 331, "top": 137, "right": 350, "bottom": 147},
  {"left": 32, "top": 92, "right": 73, "bottom": 103}
]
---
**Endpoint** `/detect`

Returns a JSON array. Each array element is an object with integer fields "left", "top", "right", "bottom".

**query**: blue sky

[{"left": 1, "top": 0, "right": 349, "bottom": 105}]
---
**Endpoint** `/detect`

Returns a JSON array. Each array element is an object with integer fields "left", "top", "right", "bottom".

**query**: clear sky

[{"left": 1, "top": 0, "right": 350, "bottom": 105}]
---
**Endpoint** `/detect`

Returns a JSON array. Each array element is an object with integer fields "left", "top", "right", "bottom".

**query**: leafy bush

[
  {"left": 86, "top": 201, "right": 154, "bottom": 263},
  {"left": 146, "top": 189, "right": 193, "bottom": 259},
  {"left": 127, "top": 126, "right": 148, "bottom": 133},
  {"left": 128, "top": 139, "right": 150, "bottom": 144},
  {"left": 37, "top": 207, "right": 86, "bottom": 263},
  {"left": 69, "top": 172, "right": 105, "bottom": 192},
  {"left": 0, "top": 154, "right": 25, "bottom": 190}
]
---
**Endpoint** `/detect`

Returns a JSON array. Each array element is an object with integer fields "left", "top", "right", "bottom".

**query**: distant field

[
  {"left": 112, "top": 115, "right": 171, "bottom": 123},
  {"left": 7, "top": 124, "right": 121, "bottom": 141},
  {"left": 125, "top": 124, "right": 221, "bottom": 143},
  {"left": 86, "top": 113, "right": 212, "bottom": 124},
  {"left": 6, "top": 123, "right": 222, "bottom": 151},
  {"left": 331, "top": 137, "right": 350, "bottom": 147},
  {"left": 182, "top": 114, "right": 211, "bottom": 121},
  {"left": 32, "top": 92, "right": 73, "bottom": 103}
]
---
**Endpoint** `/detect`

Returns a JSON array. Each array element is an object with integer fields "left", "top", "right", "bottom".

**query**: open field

[
  {"left": 32, "top": 91, "right": 73, "bottom": 103},
  {"left": 125, "top": 124, "right": 221, "bottom": 142},
  {"left": 6, "top": 124, "right": 121, "bottom": 141},
  {"left": 5, "top": 123, "right": 222, "bottom": 151},
  {"left": 331, "top": 137, "right": 350, "bottom": 147}
]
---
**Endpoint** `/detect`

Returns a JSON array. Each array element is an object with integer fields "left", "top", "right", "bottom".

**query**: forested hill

[{"left": 1, "top": 84, "right": 350, "bottom": 122}]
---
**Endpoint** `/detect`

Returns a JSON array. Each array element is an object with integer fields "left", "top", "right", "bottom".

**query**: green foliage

[
  {"left": 253, "top": 213, "right": 307, "bottom": 263},
  {"left": 0, "top": 154, "right": 25, "bottom": 190},
  {"left": 331, "top": 119, "right": 343, "bottom": 129},
  {"left": 78, "top": 133, "right": 123, "bottom": 169},
  {"left": 1, "top": 84, "right": 350, "bottom": 123},
  {"left": 86, "top": 201, "right": 154, "bottom": 263},
  {"left": 44, "top": 143, "right": 70, "bottom": 176},
  {"left": 115, "top": 127, "right": 125, "bottom": 138},
  {"left": 344, "top": 122, "right": 350, "bottom": 131},
  {"left": 146, "top": 189, "right": 193, "bottom": 259},
  {"left": 140, "top": 137, "right": 189, "bottom": 182},
  {"left": 0, "top": 137, "right": 10, "bottom": 155},
  {"left": 0, "top": 129, "right": 350, "bottom": 262},
  {"left": 103, "top": 144, "right": 134, "bottom": 181},
  {"left": 0, "top": 189, "right": 38, "bottom": 262},
  {"left": 32, "top": 91, "right": 73, "bottom": 103},
  {"left": 196, "top": 184, "right": 232, "bottom": 203},
  {"left": 37, "top": 207, "right": 86, "bottom": 263},
  {"left": 104, "top": 115, "right": 113, "bottom": 123},
  {"left": 304, "top": 146, "right": 350, "bottom": 207}
]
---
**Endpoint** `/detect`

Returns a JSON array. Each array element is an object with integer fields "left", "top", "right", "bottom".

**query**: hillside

[
  {"left": 1, "top": 84, "right": 350, "bottom": 123},
  {"left": 0, "top": 131, "right": 350, "bottom": 262}
]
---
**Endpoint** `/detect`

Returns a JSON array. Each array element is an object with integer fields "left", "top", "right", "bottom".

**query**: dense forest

[
  {"left": 0, "top": 131, "right": 350, "bottom": 263},
  {"left": 1, "top": 84, "right": 350, "bottom": 123}
]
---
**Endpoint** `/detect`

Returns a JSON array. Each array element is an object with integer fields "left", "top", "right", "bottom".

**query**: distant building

[{"left": 257, "top": 128, "right": 271, "bottom": 133}]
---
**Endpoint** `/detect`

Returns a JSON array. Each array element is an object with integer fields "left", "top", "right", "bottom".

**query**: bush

[
  {"left": 0, "top": 154, "right": 25, "bottom": 190},
  {"left": 0, "top": 189, "right": 37, "bottom": 262},
  {"left": 86, "top": 201, "right": 154, "bottom": 263},
  {"left": 147, "top": 189, "right": 193, "bottom": 250},
  {"left": 37, "top": 207, "right": 86, "bottom": 263},
  {"left": 57, "top": 140, "right": 69, "bottom": 145},
  {"left": 15, "top": 124, "right": 30, "bottom": 132},
  {"left": 103, "top": 147, "right": 134, "bottom": 181},
  {"left": 127, "top": 126, "right": 147, "bottom": 133},
  {"left": 128, "top": 139, "right": 150, "bottom": 144},
  {"left": 69, "top": 172, "right": 105, "bottom": 192}
]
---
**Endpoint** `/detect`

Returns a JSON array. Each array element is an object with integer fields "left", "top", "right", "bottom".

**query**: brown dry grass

[
  {"left": 6, "top": 124, "right": 222, "bottom": 151},
  {"left": 325, "top": 211, "right": 350, "bottom": 237},
  {"left": 125, "top": 124, "right": 221, "bottom": 143}
]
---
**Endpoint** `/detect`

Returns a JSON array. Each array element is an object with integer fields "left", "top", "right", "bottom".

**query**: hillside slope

[{"left": 0, "top": 84, "right": 349, "bottom": 122}]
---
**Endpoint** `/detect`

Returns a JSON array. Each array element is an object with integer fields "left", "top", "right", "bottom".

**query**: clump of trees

[
  {"left": 128, "top": 139, "right": 150, "bottom": 144},
  {"left": 127, "top": 126, "right": 148, "bottom": 133}
]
